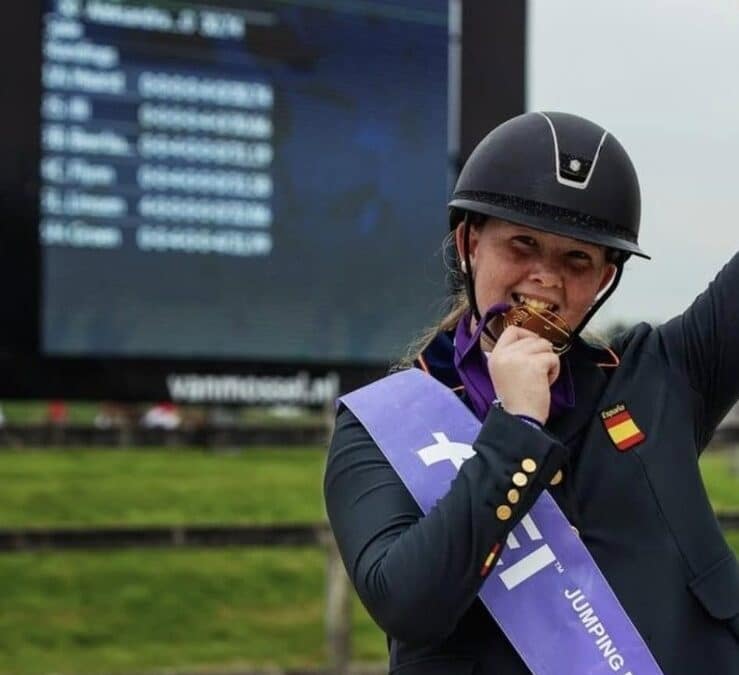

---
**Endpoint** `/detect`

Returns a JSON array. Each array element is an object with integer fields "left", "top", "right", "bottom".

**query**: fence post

[{"left": 325, "top": 531, "right": 352, "bottom": 674}]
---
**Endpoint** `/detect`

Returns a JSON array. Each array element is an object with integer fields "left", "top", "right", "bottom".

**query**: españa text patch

[{"left": 600, "top": 403, "right": 645, "bottom": 451}]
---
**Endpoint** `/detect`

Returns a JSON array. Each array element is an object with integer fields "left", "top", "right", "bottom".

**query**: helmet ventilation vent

[{"left": 559, "top": 153, "right": 592, "bottom": 184}]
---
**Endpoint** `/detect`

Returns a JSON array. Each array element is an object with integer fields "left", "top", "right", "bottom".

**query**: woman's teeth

[{"left": 513, "top": 293, "right": 557, "bottom": 312}]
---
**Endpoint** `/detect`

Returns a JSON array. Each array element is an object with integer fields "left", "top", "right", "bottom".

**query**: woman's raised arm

[{"left": 656, "top": 251, "right": 739, "bottom": 445}]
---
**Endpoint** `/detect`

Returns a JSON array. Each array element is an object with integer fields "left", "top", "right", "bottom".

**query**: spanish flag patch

[{"left": 600, "top": 403, "right": 645, "bottom": 451}]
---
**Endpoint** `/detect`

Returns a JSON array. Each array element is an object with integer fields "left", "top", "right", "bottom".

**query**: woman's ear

[
  {"left": 597, "top": 262, "right": 618, "bottom": 293},
  {"left": 454, "top": 221, "right": 479, "bottom": 269},
  {"left": 454, "top": 221, "right": 465, "bottom": 261}
]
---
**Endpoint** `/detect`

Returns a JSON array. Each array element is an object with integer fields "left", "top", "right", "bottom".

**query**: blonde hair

[{"left": 392, "top": 231, "right": 470, "bottom": 371}]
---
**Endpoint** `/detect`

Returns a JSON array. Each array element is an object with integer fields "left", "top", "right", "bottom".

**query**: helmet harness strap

[
  {"left": 462, "top": 212, "right": 482, "bottom": 322},
  {"left": 570, "top": 256, "right": 626, "bottom": 340}
]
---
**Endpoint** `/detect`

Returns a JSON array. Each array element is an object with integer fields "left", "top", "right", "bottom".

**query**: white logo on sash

[
  {"left": 415, "top": 431, "right": 557, "bottom": 591},
  {"left": 416, "top": 432, "right": 476, "bottom": 470},
  {"left": 497, "top": 514, "right": 556, "bottom": 590}
]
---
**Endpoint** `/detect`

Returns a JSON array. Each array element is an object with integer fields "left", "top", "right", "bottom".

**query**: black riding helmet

[{"left": 449, "top": 111, "right": 650, "bottom": 337}]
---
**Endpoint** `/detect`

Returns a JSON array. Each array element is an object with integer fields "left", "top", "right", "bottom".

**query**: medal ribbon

[{"left": 453, "top": 305, "right": 575, "bottom": 422}]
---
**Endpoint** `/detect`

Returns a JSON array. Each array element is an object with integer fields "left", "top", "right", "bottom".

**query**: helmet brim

[{"left": 449, "top": 199, "right": 651, "bottom": 260}]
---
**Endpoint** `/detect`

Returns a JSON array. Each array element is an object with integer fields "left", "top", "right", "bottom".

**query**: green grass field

[
  {"left": 0, "top": 447, "right": 326, "bottom": 527},
  {"left": 0, "top": 446, "right": 736, "bottom": 674},
  {"left": 0, "top": 549, "right": 386, "bottom": 674}
]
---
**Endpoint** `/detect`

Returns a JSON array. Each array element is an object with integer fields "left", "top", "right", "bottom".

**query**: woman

[{"left": 324, "top": 112, "right": 739, "bottom": 674}]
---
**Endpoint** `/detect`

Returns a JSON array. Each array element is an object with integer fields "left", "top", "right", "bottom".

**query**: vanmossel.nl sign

[{"left": 167, "top": 371, "right": 339, "bottom": 405}]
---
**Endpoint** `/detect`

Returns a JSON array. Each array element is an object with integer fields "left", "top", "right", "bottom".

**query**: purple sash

[{"left": 340, "top": 368, "right": 663, "bottom": 675}]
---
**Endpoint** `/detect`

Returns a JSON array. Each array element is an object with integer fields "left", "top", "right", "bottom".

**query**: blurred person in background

[
  {"left": 325, "top": 112, "right": 738, "bottom": 674},
  {"left": 140, "top": 402, "right": 182, "bottom": 430}
]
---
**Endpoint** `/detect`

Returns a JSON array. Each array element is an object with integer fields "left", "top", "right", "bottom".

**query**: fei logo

[
  {"left": 496, "top": 514, "right": 557, "bottom": 590},
  {"left": 416, "top": 432, "right": 557, "bottom": 591},
  {"left": 416, "top": 432, "right": 476, "bottom": 470}
]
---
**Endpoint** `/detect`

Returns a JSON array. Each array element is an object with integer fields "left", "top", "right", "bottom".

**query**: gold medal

[{"left": 486, "top": 304, "right": 573, "bottom": 354}]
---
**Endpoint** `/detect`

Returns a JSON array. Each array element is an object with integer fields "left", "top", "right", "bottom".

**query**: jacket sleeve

[
  {"left": 323, "top": 403, "right": 568, "bottom": 645},
  {"left": 655, "top": 251, "right": 739, "bottom": 444}
]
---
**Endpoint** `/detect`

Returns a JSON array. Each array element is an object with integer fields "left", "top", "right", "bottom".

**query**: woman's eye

[
  {"left": 567, "top": 251, "right": 592, "bottom": 264},
  {"left": 513, "top": 236, "right": 537, "bottom": 247}
]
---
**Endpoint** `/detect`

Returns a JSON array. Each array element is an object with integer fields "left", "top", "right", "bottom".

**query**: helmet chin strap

[
  {"left": 462, "top": 212, "right": 483, "bottom": 322},
  {"left": 460, "top": 209, "right": 627, "bottom": 347},
  {"left": 571, "top": 259, "right": 626, "bottom": 341}
]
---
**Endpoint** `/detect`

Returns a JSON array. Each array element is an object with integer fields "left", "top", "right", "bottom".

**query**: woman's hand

[{"left": 486, "top": 326, "right": 560, "bottom": 424}]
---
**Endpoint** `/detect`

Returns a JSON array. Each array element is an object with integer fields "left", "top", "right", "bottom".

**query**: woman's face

[{"left": 455, "top": 218, "right": 617, "bottom": 330}]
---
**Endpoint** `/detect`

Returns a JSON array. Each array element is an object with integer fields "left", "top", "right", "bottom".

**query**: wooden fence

[{"left": 1, "top": 517, "right": 737, "bottom": 555}]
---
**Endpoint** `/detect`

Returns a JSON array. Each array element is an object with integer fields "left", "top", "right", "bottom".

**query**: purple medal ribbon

[
  {"left": 454, "top": 303, "right": 575, "bottom": 422},
  {"left": 340, "top": 368, "right": 663, "bottom": 675}
]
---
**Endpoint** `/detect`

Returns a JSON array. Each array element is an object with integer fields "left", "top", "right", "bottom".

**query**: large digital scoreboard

[
  {"left": 0, "top": 2, "right": 525, "bottom": 402},
  {"left": 38, "top": 0, "right": 448, "bottom": 362}
]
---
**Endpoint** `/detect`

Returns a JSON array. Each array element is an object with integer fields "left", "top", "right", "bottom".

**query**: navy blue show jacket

[{"left": 324, "top": 253, "right": 739, "bottom": 674}]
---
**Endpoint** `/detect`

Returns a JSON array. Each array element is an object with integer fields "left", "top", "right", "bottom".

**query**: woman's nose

[{"left": 529, "top": 268, "right": 563, "bottom": 289}]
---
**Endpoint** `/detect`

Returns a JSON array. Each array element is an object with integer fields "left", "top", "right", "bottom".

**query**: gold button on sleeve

[
  {"left": 550, "top": 469, "right": 563, "bottom": 486},
  {"left": 507, "top": 488, "right": 520, "bottom": 505},
  {"left": 521, "top": 458, "right": 537, "bottom": 473},
  {"left": 496, "top": 505, "right": 512, "bottom": 521},
  {"left": 512, "top": 472, "right": 528, "bottom": 488}
]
